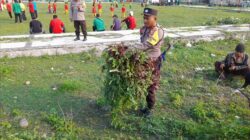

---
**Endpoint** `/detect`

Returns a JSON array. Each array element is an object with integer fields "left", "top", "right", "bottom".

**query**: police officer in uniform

[
  {"left": 70, "top": 0, "right": 87, "bottom": 41},
  {"left": 138, "top": 8, "right": 164, "bottom": 116}
]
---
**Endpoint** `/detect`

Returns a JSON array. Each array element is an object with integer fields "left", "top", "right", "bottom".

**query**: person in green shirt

[
  {"left": 92, "top": 14, "right": 105, "bottom": 32},
  {"left": 12, "top": 0, "right": 22, "bottom": 23}
]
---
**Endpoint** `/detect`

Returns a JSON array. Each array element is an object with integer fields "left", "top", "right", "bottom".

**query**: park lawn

[
  {"left": 0, "top": 3, "right": 250, "bottom": 35},
  {"left": 0, "top": 39, "right": 250, "bottom": 139}
]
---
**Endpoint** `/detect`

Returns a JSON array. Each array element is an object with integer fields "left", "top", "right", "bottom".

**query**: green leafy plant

[
  {"left": 44, "top": 112, "right": 82, "bottom": 139},
  {"left": 101, "top": 44, "right": 154, "bottom": 128},
  {"left": 169, "top": 91, "right": 184, "bottom": 108},
  {"left": 58, "top": 80, "right": 81, "bottom": 93},
  {"left": 204, "top": 17, "right": 250, "bottom": 26}
]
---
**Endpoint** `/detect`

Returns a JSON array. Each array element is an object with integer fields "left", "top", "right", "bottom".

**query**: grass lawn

[
  {"left": 0, "top": 3, "right": 250, "bottom": 35},
  {"left": 1, "top": 39, "right": 250, "bottom": 139}
]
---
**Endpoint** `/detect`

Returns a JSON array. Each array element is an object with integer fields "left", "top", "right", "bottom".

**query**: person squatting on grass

[
  {"left": 138, "top": 8, "right": 164, "bottom": 117},
  {"left": 30, "top": 16, "right": 43, "bottom": 34},
  {"left": 49, "top": 15, "right": 65, "bottom": 34},
  {"left": 12, "top": 0, "right": 22, "bottom": 23},
  {"left": 92, "top": 13, "right": 105, "bottom": 32},
  {"left": 110, "top": 14, "right": 121, "bottom": 31},
  {"left": 121, "top": 11, "right": 137, "bottom": 30},
  {"left": 19, "top": 0, "right": 26, "bottom": 21},
  {"left": 215, "top": 43, "right": 250, "bottom": 80},
  {"left": 70, "top": 0, "right": 87, "bottom": 41}
]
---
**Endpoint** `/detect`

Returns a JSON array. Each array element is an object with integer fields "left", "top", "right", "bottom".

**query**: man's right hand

[{"left": 220, "top": 64, "right": 225, "bottom": 69}]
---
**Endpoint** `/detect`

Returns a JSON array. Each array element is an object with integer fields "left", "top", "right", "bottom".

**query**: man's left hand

[{"left": 229, "top": 66, "right": 236, "bottom": 70}]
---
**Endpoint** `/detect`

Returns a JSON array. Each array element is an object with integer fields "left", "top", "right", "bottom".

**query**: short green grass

[
  {"left": 1, "top": 39, "right": 250, "bottom": 139},
  {"left": 0, "top": 3, "right": 250, "bottom": 35}
]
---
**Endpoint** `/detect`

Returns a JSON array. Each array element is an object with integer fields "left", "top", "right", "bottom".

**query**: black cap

[
  {"left": 235, "top": 43, "right": 245, "bottom": 53},
  {"left": 143, "top": 8, "right": 157, "bottom": 16}
]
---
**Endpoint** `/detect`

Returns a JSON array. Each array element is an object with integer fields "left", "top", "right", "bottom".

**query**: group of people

[
  {"left": 133, "top": 7, "right": 250, "bottom": 116},
  {"left": 29, "top": 14, "right": 65, "bottom": 34},
  {"left": 1, "top": 0, "right": 38, "bottom": 23},
  {"left": 91, "top": 1, "right": 136, "bottom": 32},
  {"left": 47, "top": 1, "right": 57, "bottom": 14},
  {"left": 92, "top": 10, "right": 136, "bottom": 32}
]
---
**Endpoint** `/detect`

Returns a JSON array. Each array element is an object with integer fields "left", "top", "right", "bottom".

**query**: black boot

[
  {"left": 74, "top": 32, "right": 80, "bottom": 41},
  {"left": 83, "top": 36, "right": 87, "bottom": 41},
  {"left": 139, "top": 108, "right": 152, "bottom": 117},
  {"left": 74, "top": 37, "right": 80, "bottom": 41}
]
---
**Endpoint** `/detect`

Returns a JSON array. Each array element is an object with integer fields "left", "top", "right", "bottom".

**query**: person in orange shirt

[
  {"left": 6, "top": 0, "right": 12, "bottom": 18},
  {"left": 52, "top": 1, "right": 56, "bottom": 14},
  {"left": 92, "top": 2, "right": 96, "bottom": 17},
  {"left": 64, "top": 2, "right": 68, "bottom": 14},
  {"left": 49, "top": 15, "right": 65, "bottom": 34},
  {"left": 48, "top": 1, "right": 52, "bottom": 13},
  {"left": 121, "top": 4, "right": 126, "bottom": 19},
  {"left": 97, "top": 1, "right": 102, "bottom": 16},
  {"left": 110, "top": 3, "right": 114, "bottom": 17}
]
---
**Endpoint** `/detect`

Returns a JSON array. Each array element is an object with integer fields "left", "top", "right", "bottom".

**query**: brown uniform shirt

[
  {"left": 70, "top": 0, "right": 85, "bottom": 21},
  {"left": 223, "top": 52, "right": 249, "bottom": 70},
  {"left": 138, "top": 25, "right": 164, "bottom": 59}
]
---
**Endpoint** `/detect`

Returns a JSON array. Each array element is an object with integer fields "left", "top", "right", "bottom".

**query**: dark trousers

[
  {"left": 74, "top": 20, "right": 87, "bottom": 39},
  {"left": 8, "top": 12, "right": 12, "bottom": 18},
  {"left": 14, "top": 13, "right": 22, "bottom": 23},
  {"left": 92, "top": 26, "right": 105, "bottom": 32},
  {"left": 34, "top": 10, "right": 38, "bottom": 18},
  {"left": 146, "top": 57, "right": 162, "bottom": 109},
  {"left": 125, "top": 20, "right": 130, "bottom": 29},
  {"left": 30, "top": 12, "right": 35, "bottom": 19},
  {"left": 215, "top": 61, "right": 250, "bottom": 77},
  {"left": 22, "top": 11, "right": 27, "bottom": 21}
]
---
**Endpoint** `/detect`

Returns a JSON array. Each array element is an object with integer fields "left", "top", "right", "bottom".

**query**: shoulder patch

[{"left": 147, "top": 30, "right": 159, "bottom": 46}]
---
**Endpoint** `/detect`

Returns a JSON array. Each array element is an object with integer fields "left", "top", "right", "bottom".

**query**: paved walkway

[
  {"left": 180, "top": 5, "right": 250, "bottom": 12},
  {"left": 0, "top": 24, "right": 250, "bottom": 58}
]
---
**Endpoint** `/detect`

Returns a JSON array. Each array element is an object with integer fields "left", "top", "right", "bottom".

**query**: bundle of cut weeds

[{"left": 101, "top": 44, "right": 154, "bottom": 128}]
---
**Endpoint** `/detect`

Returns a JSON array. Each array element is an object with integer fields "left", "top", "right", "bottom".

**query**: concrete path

[
  {"left": 180, "top": 5, "right": 250, "bottom": 12},
  {"left": 0, "top": 24, "right": 250, "bottom": 58}
]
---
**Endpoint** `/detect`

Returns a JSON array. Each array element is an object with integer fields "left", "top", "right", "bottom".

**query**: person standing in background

[
  {"left": 53, "top": 1, "right": 56, "bottom": 14},
  {"left": 6, "top": 0, "right": 12, "bottom": 18},
  {"left": 64, "top": 1, "right": 68, "bottom": 14},
  {"left": 12, "top": 0, "right": 22, "bottom": 23},
  {"left": 109, "top": 3, "right": 114, "bottom": 17},
  {"left": 32, "top": 0, "right": 37, "bottom": 18},
  {"left": 70, "top": 0, "right": 87, "bottom": 41},
  {"left": 48, "top": 1, "right": 52, "bottom": 13},
  {"left": 19, "top": 0, "right": 26, "bottom": 21},
  {"left": 92, "top": 2, "right": 96, "bottom": 17},
  {"left": 121, "top": 4, "right": 126, "bottom": 19},
  {"left": 97, "top": 1, "right": 102, "bottom": 16},
  {"left": 28, "top": 0, "right": 35, "bottom": 19}
]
